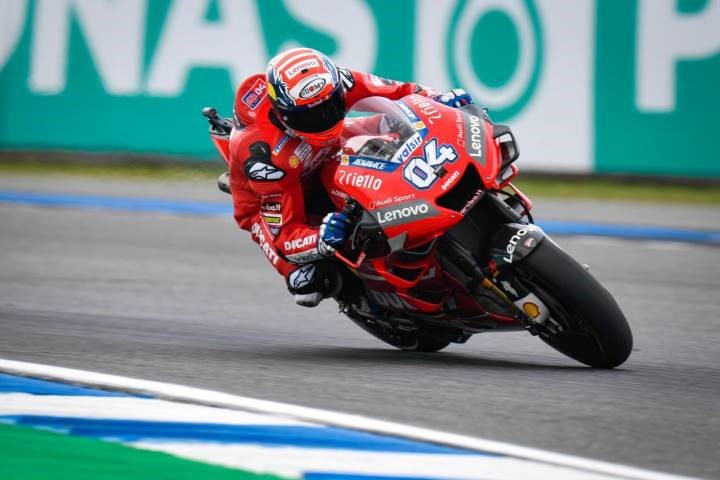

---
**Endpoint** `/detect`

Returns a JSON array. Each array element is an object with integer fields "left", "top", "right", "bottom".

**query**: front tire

[{"left": 518, "top": 239, "right": 633, "bottom": 368}]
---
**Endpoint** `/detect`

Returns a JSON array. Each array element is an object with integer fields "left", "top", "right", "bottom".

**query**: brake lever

[{"left": 334, "top": 199, "right": 365, "bottom": 267}]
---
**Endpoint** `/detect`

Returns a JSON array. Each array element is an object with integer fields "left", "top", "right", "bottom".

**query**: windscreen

[{"left": 341, "top": 97, "right": 422, "bottom": 162}]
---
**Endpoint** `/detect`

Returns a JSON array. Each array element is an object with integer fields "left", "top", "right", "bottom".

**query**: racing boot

[
  {"left": 217, "top": 172, "right": 231, "bottom": 194},
  {"left": 287, "top": 262, "right": 342, "bottom": 307}
]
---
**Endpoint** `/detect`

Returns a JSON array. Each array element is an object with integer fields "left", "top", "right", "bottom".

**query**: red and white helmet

[{"left": 266, "top": 48, "right": 346, "bottom": 146}]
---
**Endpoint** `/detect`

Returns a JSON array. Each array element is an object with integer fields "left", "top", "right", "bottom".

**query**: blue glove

[
  {"left": 318, "top": 212, "right": 351, "bottom": 255},
  {"left": 433, "top": 88, "right": 473, "bottom": 108}
]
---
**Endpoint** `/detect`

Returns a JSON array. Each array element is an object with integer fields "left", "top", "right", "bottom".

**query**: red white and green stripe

[{"left": 0, "top": 360, "right": 693, "bottom": 480}]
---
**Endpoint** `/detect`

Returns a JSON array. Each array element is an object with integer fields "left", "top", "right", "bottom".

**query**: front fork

[{"left": 484, "top": 223, "right": 552, "bottom": 331}]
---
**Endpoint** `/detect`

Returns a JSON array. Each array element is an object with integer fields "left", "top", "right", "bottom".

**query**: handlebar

[{"left": 201, "top": 106, "right": 233, "bottom": 135}]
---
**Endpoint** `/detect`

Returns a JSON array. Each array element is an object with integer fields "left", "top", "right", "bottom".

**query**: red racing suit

[{"left": 228, "top": 70, "right": 437, "bottom": 280}]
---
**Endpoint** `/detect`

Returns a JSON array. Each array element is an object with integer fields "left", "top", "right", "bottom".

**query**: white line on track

[{"left": 0, "top": 358, "right": 698, "bottom": 480}]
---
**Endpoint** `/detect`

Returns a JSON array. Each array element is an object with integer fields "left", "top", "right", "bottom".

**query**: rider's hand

[
  {"left": 318, "top": 212, "right": 351, "bottom": 256},
  {"left": 433, "top": 88, "right": 473, "bottom": 109}
]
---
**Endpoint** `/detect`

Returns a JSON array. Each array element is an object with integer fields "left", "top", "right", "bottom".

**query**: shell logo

[
  {"left": 522, "top": 301, "right": 540, "bottom": 318},
  {"left": 289, "top": 155, "right": 300, "bottom": 168}
]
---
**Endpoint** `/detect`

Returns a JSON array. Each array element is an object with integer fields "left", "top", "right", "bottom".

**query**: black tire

[
  {"left": 517, "top": 239, "right": 633, "bottom": 368},
  {"left": 344, "top": 312, "right": 451, "bottom": 353}
]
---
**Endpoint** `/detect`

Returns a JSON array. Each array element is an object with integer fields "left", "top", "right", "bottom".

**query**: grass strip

[
  {"left": 0, "top": 423, "right": 288, "bottom": 480},
  {"left": 1, "top": 158, "right": 719, "bottom": 205},
  {"left": 513, "top": 177, "right": 720, "bottom": 205}
]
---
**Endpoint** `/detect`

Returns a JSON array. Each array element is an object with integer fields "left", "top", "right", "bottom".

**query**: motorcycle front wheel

[{"left": 517, "top": 238, "right": 633, "bottom": 368}]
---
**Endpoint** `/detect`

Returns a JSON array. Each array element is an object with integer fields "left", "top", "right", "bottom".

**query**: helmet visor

[{"left": 276, "top": 87, "right": 346, "bottom": 134}]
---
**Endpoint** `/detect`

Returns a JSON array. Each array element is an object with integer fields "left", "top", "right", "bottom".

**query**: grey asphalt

[{"left": 0, "top": 177, "right": 719, "bottom": 478}]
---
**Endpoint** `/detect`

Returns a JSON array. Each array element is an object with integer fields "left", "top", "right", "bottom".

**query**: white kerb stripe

[
  {"left": 134, "top": 443, "right": 628, "bottom": 480},
  {"left": 0, "top": 359, "right": 697, "bottom": 480},
  {"left": 0, "top": 394, "right": 313, "bottom": 426}
]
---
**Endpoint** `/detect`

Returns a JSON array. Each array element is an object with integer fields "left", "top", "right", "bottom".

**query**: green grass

[
  {"left": 0, "top": 423, "right": 286, "bottom": 480},
  {"left": 1, "top": 158, "right": 719, "bottom": 205},
  {"left": 0, "top": 158, "right": 220, "bottom": 181},
  {"left": 513, "top": 177, "right": 720, "bottom": 205}
]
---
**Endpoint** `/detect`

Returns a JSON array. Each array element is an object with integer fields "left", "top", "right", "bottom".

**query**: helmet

[{"left": 266, "top": 48, "right": 346, "bottom": 146}]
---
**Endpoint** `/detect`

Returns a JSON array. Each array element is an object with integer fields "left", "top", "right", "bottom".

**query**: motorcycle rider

[{"left": 227, "top": 48, "right": 473, "bottom": 307}]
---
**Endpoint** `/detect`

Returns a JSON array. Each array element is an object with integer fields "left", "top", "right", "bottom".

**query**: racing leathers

[{"left": 228, "top": 70, "right": 439, "bottom": 297}]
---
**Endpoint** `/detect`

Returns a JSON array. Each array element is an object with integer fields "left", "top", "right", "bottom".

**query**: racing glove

[
  {"left": 433, "top": 88, "right": 473, "bottom": 108},
  {"left": 287, "top": 262, "right": 343, "bottom": 307},
  {"left": 318, "top": 212, "right": 351, "bottom": 256}
]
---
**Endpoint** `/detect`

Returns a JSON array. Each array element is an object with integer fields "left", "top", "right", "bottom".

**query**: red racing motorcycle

[{"left": 204, "top": 95, "right": 633, "bottom": 368}]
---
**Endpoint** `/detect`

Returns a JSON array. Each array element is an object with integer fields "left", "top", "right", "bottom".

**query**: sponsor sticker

[
  {"left": 396, "top": 100, "right": 420, "bottom": 122},
  {"left": 261, "top": 201, "right": 281, "bottom": 212},
  {"left": 294, "top": 142, "right": 313, "bottom": 162},
  {"left": 462, "top": 111, "right": 485, "bottom": 163},
  {"left": 338, "top": 170, "right": 383, "bottom": 191},
  {"left": 408, "top": 95, "right": 443, "bottom": 125},
  {"left": 440, "top": 169, "right": 460, "bottom": 191},
  {"left": 340, "top": 155, "right": 402, "bottom": 173},
  {"left": 372, "top": 200, "right": 438, "bottom": 228},
  {"left": 460, "top": 188, "right": 484, "bottom": 215},
  {"left": 368, "top": 193, "right": 415, "bottom": 210},
  {"left": 299, "top": 76, "right": 327, "bottom": 99},
  {"left": 502, "top": 228, "right": 531, "bottom": 263},
  {"left": 286, "top": 249, "right": 324, "bottom": 264},
  {"left": 367, "top": 74, "right": 398, "bottom": 87},
  {"left": 285, "top": 59, "right": 319, "bottom": 79},
  {"left": 262, "top": 212, "right": 282, "bottom": 225},
  {"left": 390, "top": 132, "right": 424, "bottom": 164},
  {"left": 288, "top": 155, "right": 300, "bottom": 168},
  {"left": 241, "top": 78, "right": 267, "bottom": 110},
  {"left": 284, "top": 234, "right": 318, "bottom": 252},
  {"left": 330, "top": 188, "right": 348, "bottom": 200},
  {"left": 272, "top": 134, "right": 291, "bottom": 155},
  {"left": 301, "top": 146, "right": 332, "bottom": 176},
  {"left": 403, "top": 138, "right": 459, "bottom": 189},
  {"left": 501, "top": 280, "right": 519, "bottom": 298},
  {"left": 250, "top": 222, "right": 280, "bottom": 266},
  {"left": 522, "top": 302, "right": 540, "bottom": 318}
]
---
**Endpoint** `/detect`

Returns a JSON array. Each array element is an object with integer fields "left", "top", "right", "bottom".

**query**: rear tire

[{"left": 518, "top": 239, "right": 633, "bottom": 368}]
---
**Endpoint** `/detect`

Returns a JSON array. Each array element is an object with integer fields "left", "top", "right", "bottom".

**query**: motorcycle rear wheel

[{"left": 518, "top": 239, "right": 633, "bottom": 368}]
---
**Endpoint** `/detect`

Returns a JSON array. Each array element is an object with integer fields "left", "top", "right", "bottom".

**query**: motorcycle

[{"left": 203, "top": 95, "right": 633, "bottom": 368}]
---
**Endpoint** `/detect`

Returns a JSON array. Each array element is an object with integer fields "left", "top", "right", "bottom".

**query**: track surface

[{"left": 1, "top": 182, "right": 719, "bottom": 478}]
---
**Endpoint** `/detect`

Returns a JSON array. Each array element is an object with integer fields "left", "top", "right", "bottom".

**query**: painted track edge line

[{"left": 0, "top": 358, "right": 697, "bottom": 480}]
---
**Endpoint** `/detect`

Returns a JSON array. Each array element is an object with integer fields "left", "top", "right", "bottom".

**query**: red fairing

[
  {"left": 319, "top": 94, "right": 528, "bottom": 326},
  {"left": 227, "top": 69, "right": 436, "bottom": 277},
  {"left": 211, "top": 135, "right": 231, "bottom": 166}
]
